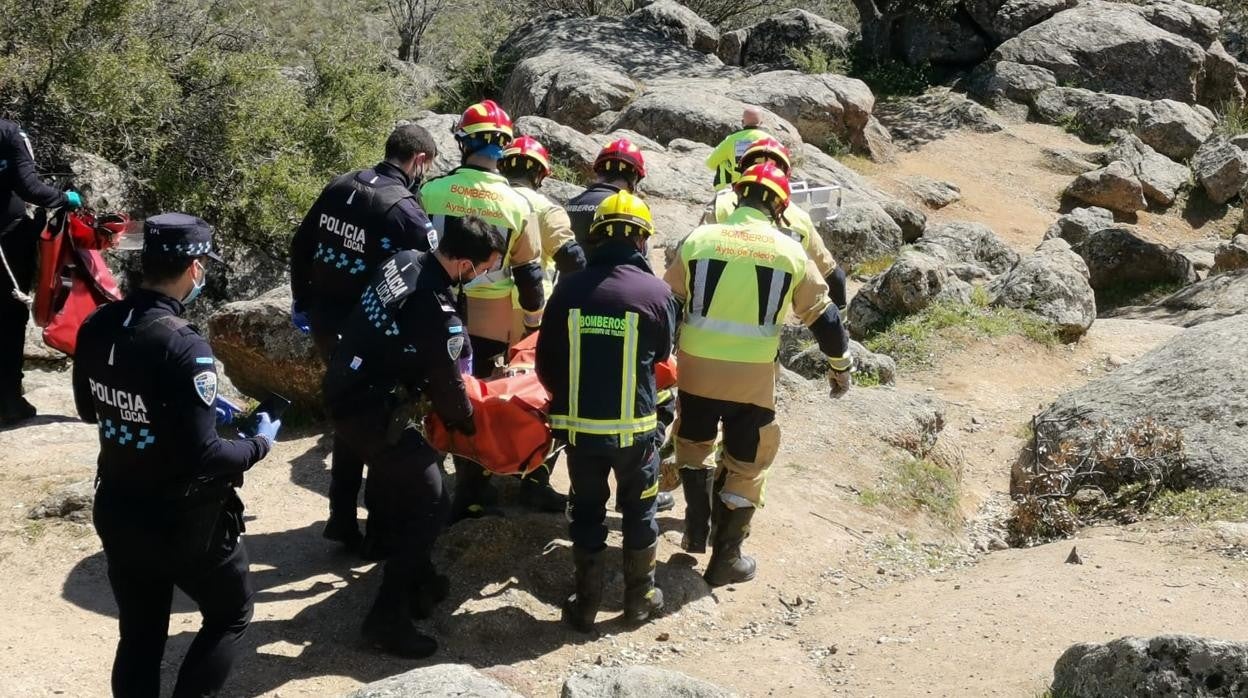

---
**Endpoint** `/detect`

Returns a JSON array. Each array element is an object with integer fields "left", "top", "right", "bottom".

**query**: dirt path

[{"left": 1, "top": 120, "right": 1241, "bottom": 698}]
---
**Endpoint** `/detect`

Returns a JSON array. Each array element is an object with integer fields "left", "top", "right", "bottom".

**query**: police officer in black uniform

[
  {"left": 74, "top": 213, "right": 280, "bottom": 698},
  {"left": 289, "top": 124, "right": 438, "bottom": 552},
  {"left": 1, "top": 118, "right": 83, "bottom": 424},
  {"left": 322, "top": 215, "right": 504, "bottom": 658}
]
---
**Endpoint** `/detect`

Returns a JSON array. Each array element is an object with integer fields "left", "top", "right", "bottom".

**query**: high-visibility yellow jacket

[
  {"left": 705, "top": 188, "right": 837, "bottom": 279},
  {"left": 705, "top": 128, "right": 769, "bottom": 191},
  {"left": 513, "top": 185, "right": 576, "bottom": 278}
]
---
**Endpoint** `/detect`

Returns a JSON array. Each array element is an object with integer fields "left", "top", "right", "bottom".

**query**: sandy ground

[{"left": 1, "top": 119, "right": 1244, "bottom": 698}]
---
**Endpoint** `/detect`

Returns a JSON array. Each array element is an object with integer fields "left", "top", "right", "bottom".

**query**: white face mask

[{"left": 182, "top": 260, "right": 206, "bottom": 305}]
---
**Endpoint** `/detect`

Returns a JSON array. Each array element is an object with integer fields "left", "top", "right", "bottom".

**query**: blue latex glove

[
  {"left": 252, "top": 411, "right": 281, "bottom": 447},
  {"left": 290, "top": 300, "right": 311, "bottom": 334},
  {"left": 214, "top": 396, "right": 243, "bottom": 426},
  {"left": 64, "top": 191, "right": 83, "bottom": 210}
]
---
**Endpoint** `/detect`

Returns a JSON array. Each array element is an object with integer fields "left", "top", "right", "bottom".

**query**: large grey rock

[
  {"left": 1044, "top": 206, "right": 1115, "bottom": 246},
  {"left": 497, "top": 14, "right": 728, "bottom": 132},
  {"left": 1176, "top": 238, "right": 1223, "bottom": 275},
  {"left": 913, "top": 221, "right": 1021, "bottom": 275},
  {"left": 779, "top": 326, "right": 898, "bottom": 384},
  {"left": 967, "top": 60, "right": 1058, "bottom": 109},
  {"left": 907, "top": 176, "right": 962, "bottom": 209},
  {"left": 992, "top": 1, "right": 1209, "bottom": 102},
  {"left": 1214, "top": 234, "right": 1248, "bottom": 274},
  {"left": 1199, "top": 40, "right": 1248, "bottom": 110},
  {"left": 1106, "top": 133, "right": 1190, "bottom": 206},
  {"left": 514, "top": 115, "right": 600, "bottom": 178},
  {"left": 1112, "top": 269, "right": 1248, "bottom": 327},
  {"left": 897, "top": 11, "right": 991, "bottom": 67},
  {"left": 348, "top": 664, "right": 523, "bottom": 697},
  {"left": 717, "top": 28, "right": 746, "bottom": 65},
  {"left": 875, "top": 88, "right": 1004, "bottom": 151},
  {"left": 1065, "top": 161, "right": 1148, "bottom": 213},
  {"left": 816, "top": 200, "right": 903, "bottom": 268},
  {"left": 610, "top": 81, "right": 802, "bottom": 149},
  {"left": 208, "top": 286, "right": 323, "bottom": 414},
  {"left": 1031, "top": 87, "right": 1149, "bottom": 141},
  {"left": 965, "top": 0, "right": 1076, "bottom": 42},
  {"left": 1075, "top": 226, "right": 1199, "bottom": 301},
  {"left": 1136, "top": 98, "right": 1216, "bottom": 161},
  {"left": 987, "top": 238, "right": 1095, "bottom": 340},
  {"left": 627, "top": 0, "right": 719, "bottom": 54},
  {"left": 727, "top": 71, "right": 889, "bottom": 160},
  {"left": 1052, "top": 635, "right": 1248, "bottom": 698},
  {"left": 1193, "top": 136, "right": 1248, "bottom": 205},
  {"left": 1039, "top": 147, "right": 1103, "bottom": 176},
  {"left": 60, "top": 147, "right": 138, "bottom": 213},
  {"left": 635, "top": 139, "right": 714, "bottom": 204},
  {"left": 27, "top": 479, "right": 94, "bottom": 524},
  {"left": 737, "top": 9, "right": 851, "bottom": 69},
  {"left": 563, "top": 666, "right": 734, "bottom": 698},
  {"left": 1137, "top": 0, "right": 1222, "bottom": 46},
  {"left": 847, "top": 249, "right": 974, "bottom": 337},
  {"left": 1031, "top": 314, "right": 1248, "bottom": 490},
  {"left": 879, "top": 199, "right": 928, "bottom": 243}
]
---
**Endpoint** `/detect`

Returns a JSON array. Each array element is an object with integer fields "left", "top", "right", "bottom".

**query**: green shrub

[
  {"left": 787, "top": 46, "right": 832, "bottom": 74},
  {"left": 1216, "top": 99, "right": 1248, "bottom": 137}
]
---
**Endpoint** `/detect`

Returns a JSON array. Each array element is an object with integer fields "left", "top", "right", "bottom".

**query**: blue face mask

[
  {"left": 478, "top": 144, "right": 505, "bottom": 162},
  {"left": 183, "top": 262, "right": 206, "bottom": 305}
]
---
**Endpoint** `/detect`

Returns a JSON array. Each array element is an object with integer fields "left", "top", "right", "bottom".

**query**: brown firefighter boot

[
  {"left": 562, "top": 547, "right": 605, "bottom": 632},
  {"left": 622, "top": 542, "right": 664, "bottom": 623},
  {"left": 704, "top": 497, "right": 757, "bottom": 587},
  {"left": 679, "top": 469, "right": 713, "bottom": 553}
]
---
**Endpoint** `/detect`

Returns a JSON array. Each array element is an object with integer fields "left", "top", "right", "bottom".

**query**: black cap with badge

[{"left": 142, "top": 212, "right": 225, "bottom": 262}]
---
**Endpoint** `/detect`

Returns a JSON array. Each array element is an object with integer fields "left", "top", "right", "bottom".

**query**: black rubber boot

[
  {"left": 0, "top": 391, "right": 35, "bottom": 426},
  {"left": 322, "top": 514, "right": 363, "bottom": 551},
  {"left": 521, "top": 465, "right": 568, "bottom": 513},
  {"left": 680, "top": 469, "right": 712, "bottom": 554},
  {"left": 361, "top": 582, "right": 438, "bottom": 658},
  {"left": 704, "top": 500, "right": 757, "bottom": 587},
  {"left": 561, "top": 547, "right": 605, "bottom": 633},
  {"left": 410, "top": 571, "right": 450, "bottom": 620},
  {"left": 622, "top": 543, "right": 664, "bottom": 624}
]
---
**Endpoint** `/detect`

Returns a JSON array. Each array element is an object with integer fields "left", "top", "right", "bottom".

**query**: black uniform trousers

[
  {"left": 0, "top": 218, "right": 36, "bottom": 396},
  {"left": 333, "top": 408, "right": 448, "bottom": 592},
  {"left": 452, "top": 335, "right": 508, "bottom": 506},
  {"left": 309, "top": 312, "right": 367, "bottom": 521},
  {"left": 567, "top": 437, "right": 660, "bottom": 552},
  {"left": 93, "top": 483, "right": 253, "bottom": 698}
]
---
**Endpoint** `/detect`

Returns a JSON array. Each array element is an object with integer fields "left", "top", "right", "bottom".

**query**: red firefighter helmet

[
  {"left": 455, "top": 99, "right": 514, "bottom": 144},
  {"left": 734, "top": 161, "right": 791, "bottom": 215},
  {"left": 501, "top": 135, "right": 552, "bottom": 178},
  {"left": 739, "top": 137, "right": 792, "bottom": 175},
  {"left": 593, "top": 138, "right": 646, "bottom": 180}
]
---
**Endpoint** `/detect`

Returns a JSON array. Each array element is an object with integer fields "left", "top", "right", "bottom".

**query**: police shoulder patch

[
  {"left": 193, "top": 371, "right": 218, "bottom": 406},
  {"left": 447, "top": 335, "right": 465, "bottom": 361}
]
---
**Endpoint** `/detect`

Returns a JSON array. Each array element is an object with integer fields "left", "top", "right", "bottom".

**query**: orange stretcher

[
  {"left": 34, "top": 211, "right": 127, "bottom": 355},
  {"left": 425, "top": 332, "right": 676, "bottom": 476}
]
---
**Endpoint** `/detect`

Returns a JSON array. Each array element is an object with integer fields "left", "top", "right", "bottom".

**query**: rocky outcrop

[
  {"left": 1032, "top": 87, "right": 1150, "bottom": 141},
  {"left": 208, "top": 286, "right": 323, "bottom": 414},
  {"left": 563, "top": 667, "right": 735, "bottom": 698},
  {"left": 992, "top": 1, "right": 1210, "bottom": 103},
  {"left": 906, "top": 176, "right": 963, "bottom": 209},
  {"left": 988, "top": 238, "right": 1096, "bottom": 340},
  {"left": 1136, "top": 98, "right": 1216, "bottom": 161},
  {"left": 875, "top": 88, "right": 1004, "bottom": 151},
  {"left": 913, "top": 221, "right": 1021, "bottom": 275},
  {"left": 1074, "top": 227, "right": 1199, "bottom": 302},
  {"left": 27, "top": 480, "right": 94, "bottom": 524},
  {"left": 1044, "top": 206, "right": 1114, "bottom": 246},
  {"left": 60, "top": 147, "right": 138, "bottom": 213},
  {"left": 1052, "top": 635, "right": 1248, "bottom": 698},
  {"left": 897, "top": 11, "right": 992, "bottom": 67},
  {"left": 816, "top": 200, "right": 904, "bottom": 269},
  {"left": 1105, "top": 133, "right": 1190, "bottom": 206},
  {"left": 1031, "top": 314, "right": 1248, "bottom": 490},
  {"left": 1065, "top": 161, "right": 1148, "bottom": 214},
  {"left": 847, "top": 248, "right": 975, "bottom": 337},
  {"left": 514, "top": 115, "right": 600, "bottom": 177},
  {"left": 966, "top": 0, "right": 1076, "bottom": 42},
  {"left": 627, "top": 0, "right": 719, "bottom": 54},
  {"left": 1193, "top": 136, "right": 1248, "bottom": 205},
  {"left": 731, "top": 9, "right": 851, "bottom": 69},
  {"left": 1214, "top": 234, "right": 1248, "bottom": 274},
  {"left": 1111, "top": 269, "right": 1248, "bottom": 327},
  {"left": 967, "top": 60, "right": 1058, "bottom": 113},
  {"left": 348, "top": 664, "right": 523, "bottom": 697},
  {"left": 609, "top": 80, "right": 802, "bottom": 149}
]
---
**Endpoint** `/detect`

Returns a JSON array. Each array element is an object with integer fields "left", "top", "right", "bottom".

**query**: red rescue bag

[
  {"left": 34, "top": 211, "right": 126, "bottom": 355},
  {"left": 425, "top": 371, "right": 552, "bottom": 476}
]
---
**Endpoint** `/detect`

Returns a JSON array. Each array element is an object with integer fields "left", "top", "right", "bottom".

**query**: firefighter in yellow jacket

[
  {"left": 420, "top": 100, "right": 565, "bottom": 518},
  {"left": 498, "top": 135, "right": 587, "bottom": 291},
  {"left": 704, "top": 106, "right": 769, "bottom": 192},
  {"left": 665, "top": 162, "right": 853, "bottom": 587},
  {"left": 703, "top": 137, "right": 847, "bottom": 311}
]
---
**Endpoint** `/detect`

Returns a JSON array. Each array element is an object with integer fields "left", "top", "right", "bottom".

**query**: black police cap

[{"left": 142, "top": 213, "right": 224, "bottom": 262}]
